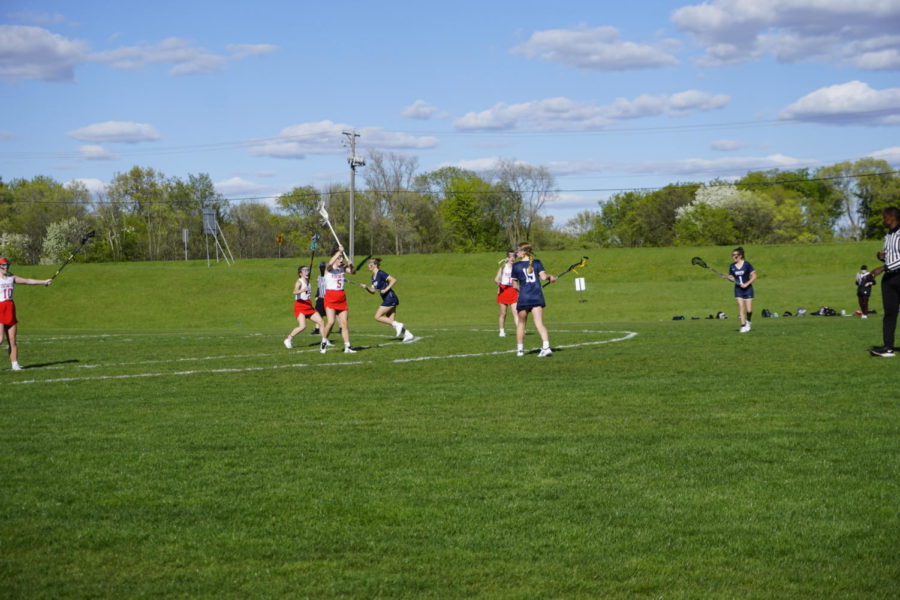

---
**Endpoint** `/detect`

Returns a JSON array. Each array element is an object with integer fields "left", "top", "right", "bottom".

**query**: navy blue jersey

[
  {"left": 371, "top": 269, "right": 399, "bottom": 306},
  {"left": 511, "top": 259, "right": 546, "bottom": 309},
  {"left": 729, "top": 260, "right": 755, "bottom": 287}
]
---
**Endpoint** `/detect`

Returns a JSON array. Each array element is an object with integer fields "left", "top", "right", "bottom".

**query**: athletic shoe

[
  {"left": 283, "top": 338, "right": 292, "bottom": 349},
  {"left": 403, "top": 330, "right": 414, "bottom": 342},
  {"left": 869, "top": 346, "right": 895, "bottom": 357},
  {"left": 499, "top": 330, "right": 506, "bottom": 337},
  {"left": 861, "top": 315, "right": 868, "bottom": 319},
  {"left": 538, "top": 347, "right": 553, "bottom": 357},
  {"left": 516, "top": 350, "right": 524, "bottom": 357},
  {"left": 739, "top": 324, "right": 749, "bottom": 333},
  {"left": 344, "top": 346, "right": 356, "bottom": 354},
  {"left": 11, "top": 363, "right": 23, "bottom": 371},
  {"left": 320, "top": 341, "right": 327, "bottom": 354}
]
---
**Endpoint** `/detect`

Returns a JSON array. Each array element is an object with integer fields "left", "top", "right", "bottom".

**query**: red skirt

[
  {"left": 324, "top": 289, "right": 348, "bottom": 311},
  {"left": 294, "top": 299, "right": 317, "bottom": 318},
  {"left": 0, "top": 300, "right": 17, "bottom": 326},
  {"left": 496, "top": 285, "right": 518, "bottom": 305}
]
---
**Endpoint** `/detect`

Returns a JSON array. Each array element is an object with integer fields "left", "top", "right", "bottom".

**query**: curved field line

[{"left": 9, "top": 330, "right": 637, "bottom": 386}]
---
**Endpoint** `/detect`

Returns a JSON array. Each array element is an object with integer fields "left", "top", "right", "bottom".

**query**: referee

[{"left": 868, "top": 206, "right": 900, "bottom": 357}]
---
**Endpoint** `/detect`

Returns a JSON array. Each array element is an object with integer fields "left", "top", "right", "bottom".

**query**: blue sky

[{"left": 2, "top": 0, "right": 899, "bottom": 224}]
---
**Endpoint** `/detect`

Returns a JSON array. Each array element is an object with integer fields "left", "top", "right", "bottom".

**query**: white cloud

[
  {"left": 249, "top": 120, "right": 438, "bottom": 159},
  {"left": 673, "top": 0, "right": 900, "bottom": 69},
  {"left": 226, "top": 43, "right": 277, "bottom": 58},
  {"left": 78, "top": 144, "right": 118, "bottom": 160},
  {"left": 402, "top": 100, "right": 438, "bottom": 120},
  {"left": 214, "top": 177, "right": 276, "bottom": 198},
  {"left": 89, "top": 37, "right": 227, "bottom": 75},
  {"left": 454, "top": 91, "right": 729, "bottom": 131},
  {"left": 512, "top": 25, "right": 679, "bottom": 71},
  {"left": 0, "top": 25, "right": 88, "bottom": 82},
  {"left": 868, "top": 146, "right": 900, "bottom": 165},
  {"left": 67, "top": 121, "right": 162, "bottom": 143},
  {"left": 711, "top": 139, "right": 748, "bottom": 151},
  {"left": 547, "top": 154, "right": 817, "bottom": 178},
  {"left": 438, "top": 157, "right": 533, "bottom": 173},
  {"left": 66, "top": 178, "right": 107, "bottom": 195},
  {"left": 779, "top": 81, "right": 900, "bottom": 126}
]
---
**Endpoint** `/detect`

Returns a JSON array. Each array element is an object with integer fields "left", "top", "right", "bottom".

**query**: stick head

[
  {"left": 317, "top": 202, "right": 330, "bottom": 222},
  {"left": 691, "top": 256, "right": 708, "bottom": 268},
  {"left": 81, "top": 230, "right": 96, "bottom": 245}
]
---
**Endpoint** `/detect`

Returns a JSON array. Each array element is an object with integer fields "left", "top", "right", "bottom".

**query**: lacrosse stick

[
  {"left": 691, "top": 256, "right": 729, "bottom": 280},
  {"left": 317, "top": 201, "right": 351, "bottom": 263},
  {"left": 307, "top": 233, "right": 320, "bottom": 274},
  {"left": 543, "top": 256, "right": 589, "bottom": 287},
  {"left": 50, "top": 230, "right": 95, "bottom": 282},
  {"left": 345, "top": 279, "right": 369, "bottom": 290},
  {"left": 354, "top": 254, "right": 373, "bottom": 273}
]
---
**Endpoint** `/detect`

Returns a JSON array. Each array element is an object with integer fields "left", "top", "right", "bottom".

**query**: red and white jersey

[
  {"left": 294, "top": 278, "right": 311, "bottom": 302},
  {"left": 499, "top": 264, "right": 514, "bottom": 286},
  {"left": 0, "top": 275, "right": 14, "bottom": 302},
  {"left": 323, "top": 268, "right": 345, "bottom": 291}
]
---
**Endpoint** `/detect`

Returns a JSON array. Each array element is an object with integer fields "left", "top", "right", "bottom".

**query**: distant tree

[
  {"left": 493, "top": 159, "right": 556, "bottom": 245},
  {"left": 817, "top": 158, "right": 896, "bottom": 240}
]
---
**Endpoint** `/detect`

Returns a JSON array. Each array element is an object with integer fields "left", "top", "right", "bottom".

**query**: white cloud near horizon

[
  {"left": 512, "top": 25, "right": 679, "bottom": 71},
  {"left": 78, "top": 144, "right": 118, "bottom": 160},
  {"left": 779, "top": 81, "right": 900, "bottom": 126},
  {"left": 454, "top": 91, "right": 730, "bottom": 130},
  {"left": 868, "top": 146, "right": 900, "bottom": 165},
  {"left": 249, "top": 120, "right": 439, "bottom": 159},
  {"left": 66, "top": 178, "right": 107, "bottom": 195},
  {"left": 214, "top": 176, "right": 278, "bottom": 198},
  {"left": 673, "top": 0, "right": 900, "bottom": 69},
  {"left": 711, "top": 139, "right": 749, "bottom": 151},
  {"left": 67, "top": 121, "right": 162, "bottom": 143},
  {"left": 546, "top": 154, "right": 819, "bottom": 178}
]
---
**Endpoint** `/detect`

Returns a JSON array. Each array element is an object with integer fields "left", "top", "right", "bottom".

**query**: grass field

[{"left": 1, "top": 243, "right": 898, "bottom": 599}]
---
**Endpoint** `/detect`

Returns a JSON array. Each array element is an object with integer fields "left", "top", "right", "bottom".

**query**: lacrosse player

[
  {"left": 511, "top": 243, "right": 556, "bottom": 357},
  {"left": 284, "top": 265, "right": 325, "bottom": 349},
  {"left": 364, "top": 258, "right": 414, "bottom": 342},
  {"left": 0, "top": 257, "right": 52, "bottom": 371},
  {"left": 320, "top": 245, "right": 355, "bottom": 354},
  {"left": 494, "top": 250, "right": 519, "bottom": 337},
  {"left": 727, "top": 247, "right": 757, "bottom": 333}
]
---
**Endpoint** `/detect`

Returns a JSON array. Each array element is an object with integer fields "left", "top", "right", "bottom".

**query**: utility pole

[{"left": 342, "top": 130, "right": 365, "bottom": 262}]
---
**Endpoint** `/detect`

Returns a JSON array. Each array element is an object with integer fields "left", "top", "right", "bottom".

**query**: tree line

[{"left": 1, "top": 154, "right": 897, "bottom": 265}]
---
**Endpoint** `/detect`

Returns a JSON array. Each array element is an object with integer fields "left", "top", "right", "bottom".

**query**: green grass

[{"left": 1, "top": 243, "right": 897, "bottom": 599}]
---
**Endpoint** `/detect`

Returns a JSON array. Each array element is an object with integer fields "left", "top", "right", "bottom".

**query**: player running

[
  {"left": 284, "top": 265, "right": 326, "bottom": 349},
  {"left": 364, "top": 257, "right": 414, "bottom": 342},
  {"left": 511, "top": 242, "right": 556, "bottom": 357}
]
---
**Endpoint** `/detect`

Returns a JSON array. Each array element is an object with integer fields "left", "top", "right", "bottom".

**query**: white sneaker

[
  {"left": 11, "top": 362, "right": 23, "bottom": 371},
  {"left": 320, "top": 341, "right": 327, "bottom": 354},
  {"left": 538, "top": 347, "right": 553, "bottom": 357},
  {"left": 344, "top": 346, "right": 356, "bottom": 354},
  {"left": 283, "top": 338, "right": 292, "bottom": 349},
  {"left": 403, "top": 330, "right": 414, "bottom": 342},
  {"left": 499, "top": 330, "right": 506, "bottom": 337},
  {"left": 739, "top": 325, "right": 749, "bottom": 333},
  {"left": 516, "top": 349, "right": 524, "bottom": 357},
  {"left": 861, "top": 314, "right": 868, "bottom": 319}
]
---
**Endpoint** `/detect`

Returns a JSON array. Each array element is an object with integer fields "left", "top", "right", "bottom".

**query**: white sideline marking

[{"left": 9, "top": 330, "right": 637, "bottom": 386}]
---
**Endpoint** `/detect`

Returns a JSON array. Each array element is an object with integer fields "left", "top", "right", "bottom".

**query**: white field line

[{"left": 9, "top": 330, "right": 637, "bottom": 386}]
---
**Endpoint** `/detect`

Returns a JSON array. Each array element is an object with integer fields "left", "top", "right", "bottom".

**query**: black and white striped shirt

[{"left": 884, "top": 226, "right": 900, "bottom": 273}]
